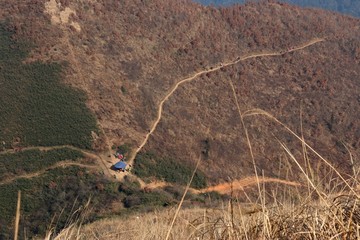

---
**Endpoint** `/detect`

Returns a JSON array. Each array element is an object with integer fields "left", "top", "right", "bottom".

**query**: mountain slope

[
  {"left": 0, "top": 0, "right": 359, "bottom": 237},
  {"left": 2, "top": 0, "right": 359, "bottom": 182}
]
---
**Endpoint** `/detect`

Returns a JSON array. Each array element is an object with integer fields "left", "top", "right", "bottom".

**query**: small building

[{"left": 113, "top": 161, "right": 127, "bottom": 172}]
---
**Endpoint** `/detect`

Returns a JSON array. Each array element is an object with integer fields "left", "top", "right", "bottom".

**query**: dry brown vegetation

[
  {"left": 1, "top": 0, "right": 358, "bottom": 183},
  {"left": 1, "top": 0, "right": 360, "bottom": 238},
  {"left": 54, "top": 198, "right": 360, "bottom": 239},
  {"left": 52, "top": 156, "right": 360, "bottom": 239},
  {"left": 52, "top": 109, "right": 359, "bottom": 239},
  {"left": 49, "top": 105, "right": 359, "bottom": 239}
]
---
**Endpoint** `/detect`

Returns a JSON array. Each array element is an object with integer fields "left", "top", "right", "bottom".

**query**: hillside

[
  {"left": 194, "top": 0, "right": 360, "bottom": 18},
  {"left": 0, "top": 0, "right": 359, "bottom": 238}
]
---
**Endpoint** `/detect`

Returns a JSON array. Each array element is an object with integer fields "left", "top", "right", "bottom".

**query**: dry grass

[
  {"left": 48, "top": 109, "right": 359, "bottom": 239},
  {"left": 14, "top": 190, "right": 21, "bottom": 240},
  {"left": 51, "top": 155, "right": 360, "bottom": 240},
  {"left": 50, "top": 192, "right": 360, "bottom": 240},
  {"left": 44, "top": 198, "right": 91, "bottom": 240}
]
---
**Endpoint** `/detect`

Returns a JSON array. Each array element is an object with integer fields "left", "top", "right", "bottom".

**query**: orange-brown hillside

[
  {"left": 1, "top": 0, "right": 360, "bottom": 238},
  {"left": 1, "top": 0, "right": 359, "bottom": 184}
]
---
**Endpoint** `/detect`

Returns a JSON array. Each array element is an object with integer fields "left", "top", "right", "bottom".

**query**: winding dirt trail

[
  {"left": 0, "top": 161, "right": 97, "bottom": 186},
  {"left": 0, "top": 38, "right": 324, "bottom": 190},
  {"left": 140, "top": 176, "right": 300, "bottom": 195},
  {"left": 0, "top": 145, "right": 89, "bottom": 156},
  {"left": 0, "top": 146, "right": 301, "bottom": 195},
  {"left": 0, "top": 145, "right": 113, "bottom": 179},
  {"left": 199, "top": 176, "right": 300, "bottom": 194},
  {"left": 127, "top": 38, "right": 325, "bottom": 165}
]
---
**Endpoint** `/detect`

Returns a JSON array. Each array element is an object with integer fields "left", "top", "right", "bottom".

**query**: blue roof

[{"left": 114, "top": 161, "right": 127, "bottom": 169}]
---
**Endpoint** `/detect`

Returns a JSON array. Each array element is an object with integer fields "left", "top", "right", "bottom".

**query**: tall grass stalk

[
  {"left": 228, "top": 79, "right": 269, "bottom": 237},
  {"left": 14, "top": 190, "right": 21, "bottom": 240},
  {"left": 165, "top": 155, "right": 201, "bottom": 240},
  {"left": 243, "top": 108, "right": 359, "bottom": 197}
]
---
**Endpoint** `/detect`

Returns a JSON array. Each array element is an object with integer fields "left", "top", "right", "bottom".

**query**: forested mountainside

[
  {"left": 0, "top": 0, "right": 359, "bottom": 238},
  {"left": 194, "top": 0, "right": 360, "bottom": 18}
]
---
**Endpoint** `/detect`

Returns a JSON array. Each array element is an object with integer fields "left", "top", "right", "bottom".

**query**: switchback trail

[
  {"left": 0, "top": 38, "right": 324, "bottom": 186},
  {"left": 128, "top": 38, "right": 325, "bottom": 165},
  {"left": 0, "top": 161, "right": 97, "bottom": 186}
]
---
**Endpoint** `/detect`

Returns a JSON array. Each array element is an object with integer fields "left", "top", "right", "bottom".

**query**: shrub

[
  {"left": 123, "top": 191, "right": 172, "bottom": 209},
  {"left": 0, "top": 166, "right": 118, "bottom": 239},
  {"left": 134, "top": 152, "right": 207, "bottom": 189},
  {"left": 120, "top": 86, "right": 127, "bottom": 94},
  {"left": 118, "top": 177, "right": 141, "bottom": 195},
  {"left": 116, "top": 144, "right": 131, "bottom": 156}
]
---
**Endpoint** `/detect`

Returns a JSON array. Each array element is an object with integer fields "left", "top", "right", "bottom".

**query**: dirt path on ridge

[
  {"left": 127, "top": 38, "right": 325, "bottom": 166},
  {"left": 43, "top": 0, "right": 117, "bottom": 179},
  {"left": 0, "top": 148, "right": 301, "bottom": 195},
  {"left": 0, "top": 145, "right": 114, "bottom": 180},
  {"left": 60, "top": 24, "right": 117, "bottom": 180},
  {"left": 0, "top": 161, "right": 97, "bottom": 186},
  {"left": 0, "top": 145, "right": 98, "bottom": 157},
  {"left": 0, "top": 38, "right": 324, "bottom": 187}
]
